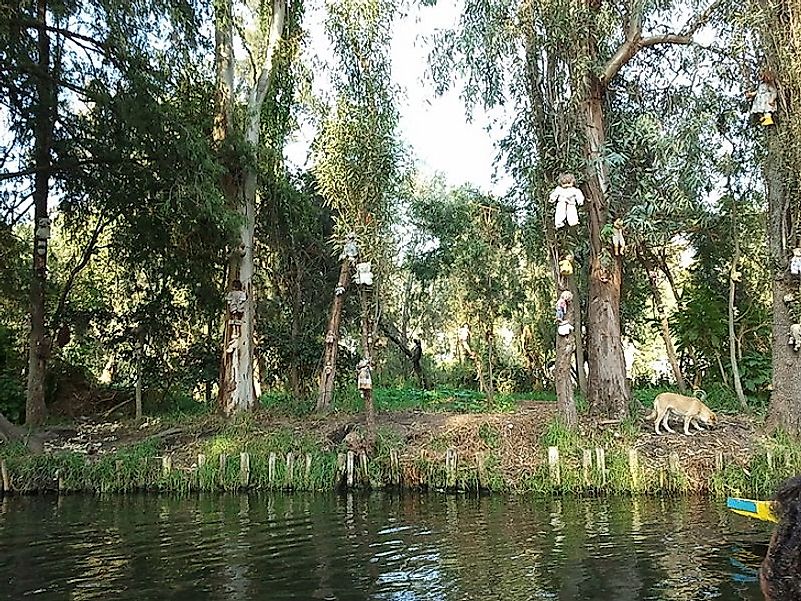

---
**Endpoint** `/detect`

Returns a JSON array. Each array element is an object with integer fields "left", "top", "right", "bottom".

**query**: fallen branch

[{"left": 102, "top": 398, "right": 132, "bottom": 418}]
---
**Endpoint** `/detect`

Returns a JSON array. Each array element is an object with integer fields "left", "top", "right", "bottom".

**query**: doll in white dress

[{"left": 549, "top": 173, "right": 585, "bottom": 229}]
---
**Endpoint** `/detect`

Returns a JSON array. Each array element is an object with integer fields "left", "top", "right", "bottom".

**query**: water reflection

[{"left": 0, "top": 492, "right": 771, "bottom": 600}]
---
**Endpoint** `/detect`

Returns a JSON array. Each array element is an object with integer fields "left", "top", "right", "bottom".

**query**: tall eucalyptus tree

[
  {"left": 431, "top": 0, "right": 724, "bottom": 418},
  {"left": 750, "top": 0, "right": 801, "bottom": 434},
  {"left": 213, "top": 0, "right": 296, "bottom": 415},
  {"left": 313, "top": 0, "right": 404, "bottom": 429}
]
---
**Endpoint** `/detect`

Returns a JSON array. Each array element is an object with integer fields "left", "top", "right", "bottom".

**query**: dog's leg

[
  {"left": 683, "top": 415, "right": 694, "bottom": 435},
  {"left": 693, "top": 419, "right": 705, "bottom": 432},
  {"left": 661, "top": 410, "right": 676, "bottom": 434},
  {"left": 654, "top": 407, "right": 665, "bottom": 434}
]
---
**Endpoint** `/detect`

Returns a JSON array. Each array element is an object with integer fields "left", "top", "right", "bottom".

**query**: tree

[
  {"left": 431, "top": 0, "right": 724, "bottom": 418},
  {"left": 751, "top": 0, "right": 801, "bottom": 433},
  {"left": 313, "top": 0, "right": 404, "bottom": 432},
  {"left": 407, "top": 185, "right": 523, "bottom": 402},
  {"left": 2, "top": 0, "right": 212, "bottom": 425},
  {"left": 213, "top": 0, "right": 289, "bottom": 416}
]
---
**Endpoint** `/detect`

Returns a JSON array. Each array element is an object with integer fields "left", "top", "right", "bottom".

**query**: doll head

[{"left": 557, "top": 172, "right": 576, "bottom": 187}]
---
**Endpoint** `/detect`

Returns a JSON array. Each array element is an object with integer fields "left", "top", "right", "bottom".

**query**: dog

[{"left": 646, "top": 392, "right": 717, "bottom": 435}]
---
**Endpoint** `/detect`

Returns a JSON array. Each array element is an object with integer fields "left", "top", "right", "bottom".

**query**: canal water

[{"left": 0, "top": 493, "right": 771, "bottom": 600}]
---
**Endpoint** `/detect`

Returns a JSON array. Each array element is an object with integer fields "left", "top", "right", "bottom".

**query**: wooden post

[
  {"left": 582, "top": 449, "right": 592, "bottom": 487},
  {"left": 304, "top": 453, "right": 312, "bottom": 486},
  {"left": 346, "top": 451, "right": 355, "bottom": 488},
  {"left": 445, "top": 448, "right": 457, "bottom": 489},
  {"left": 139, "top": 457, "right": 148, "bottom": 489},
  {"left": 286, "top": 452, "right": 294, "bottom": 488},
  {"left": 476, "top": 452, "right": 487, "bottom": 490},
  {"left": 595, "top": 448, "right": 606, "bottom": 486},
  {"left": 268, "top": 452, "right": 277, "bottom": 486},
  {"left": 337, "top": 452, "right": 346, "bottom": 484},
  {"left": 628, "top": 449, "right": 639, "bottom": 491},
  {"left": 1, "top": 460, "right": 10, "bottom": 493},
  {"left": 668, "top": 452, "right": 680, "bottom": 491},
  {"left": 668, "top": 452, "right": 680, "bottom": 473},
  {"left": 115, "top": 459, "right": 123, "bottom": 489},
  {"left": 715, "top": 452, "right": 724, "bottom": 472},
  {"left": 240, "top": 452, "right": 250, "bottom": 488},
  {"left": 548, "top": 447, "right": 561, "bottom": 487},
  {"left": 359, "top": 452, "right": 368, "bottom": 486},
  {"left": 390, "top": 449, "right": 400, "bottom": 485},
  {"left": 218, "top": 453, "right": 227, "bottom": 486},
  {"left": 198, "top": 454, "right": 206, "bottom": 469},
  {"left": 161, "top": 455, "right": 172, "bottom": 477},
  {"left": 766, "top": 450, "right": 774, "bottom": 472},
  {"left": 56, "top": 468, "right": 64, "bottom": 492}
]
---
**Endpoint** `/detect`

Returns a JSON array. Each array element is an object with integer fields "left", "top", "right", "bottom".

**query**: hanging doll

[
  {"left": 790, "top": 248, "right": 801, "bottom": 276},
  {"left": 354, "top": 261, "right": 373, "bottom": 286},
  {"left": 549, "top": 173, "right": 585, "bottom": 229},
  {"left": 789, "top": 324, "right": 801, "bottom": 352},
  {"left": 555, "top": 290, "right": 573, "bottom": 336},
  {"left": 339, "top": 232, "right": 359, "bottom": 263},
  {"left": 611, "top": 218, "right": 626, "bottom": 256},
  {"left": 356, "top": 358, "right": 373, "bottom": 390},
  {"left": 559, "top": 254, "right": 574, "bottom": 276},
  {"left": 747, "top": 70, "right": 778, "bottom": 127}
]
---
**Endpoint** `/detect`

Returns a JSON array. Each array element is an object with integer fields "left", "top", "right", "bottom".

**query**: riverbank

[{"left": 0, "top": 401, "right": 793, "bottom": 497}]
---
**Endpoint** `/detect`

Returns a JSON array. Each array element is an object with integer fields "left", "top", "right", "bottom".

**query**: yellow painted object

[
  {"left": 727, "top": 497, "right": 778, "bottom": 523},
  {"left": 760, "top": 113, "right": 775, "bottom": 126}
]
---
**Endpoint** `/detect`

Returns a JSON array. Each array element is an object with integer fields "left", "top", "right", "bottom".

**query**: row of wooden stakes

[{"left": 0, "top": 445, "right": 734, "bottom": 493}]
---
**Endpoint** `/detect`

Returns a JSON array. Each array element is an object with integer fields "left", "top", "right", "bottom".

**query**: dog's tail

[{"left": 693, "top": 389, "right": 707, "bottom": 402}]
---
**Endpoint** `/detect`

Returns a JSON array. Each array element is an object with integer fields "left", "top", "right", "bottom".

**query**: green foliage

[
  {"left": 0, "top": 325, "right": 25, "bottom": 423},
  {"left": 260, "top": 390, "right": 315, "bottom": 416}
]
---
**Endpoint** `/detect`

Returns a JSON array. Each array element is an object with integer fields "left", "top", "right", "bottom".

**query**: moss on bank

[{"left": 0, "top": 406, "right": 796, "bottom": 498}]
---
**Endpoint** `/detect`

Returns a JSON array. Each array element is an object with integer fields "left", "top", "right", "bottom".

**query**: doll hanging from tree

[
  {"left": 549, "top": 173, "right": 585, "bottom": 229},
  {"left": 747, "top": 69, "right": 778, "bottom": 127}
]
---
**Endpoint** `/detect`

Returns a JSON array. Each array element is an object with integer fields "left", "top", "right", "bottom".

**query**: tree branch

[
  {"left": 248, "top": 0, "right": 287, "bottom": 122},
  {"left": 18, "top": 19, "right": 112, "bottom": 54},
  {"left": 600, "top": 0, "right": 724, "bottom": 86},
  {"left": 50, "top": 215, "right": 108, "bottom": 336}
]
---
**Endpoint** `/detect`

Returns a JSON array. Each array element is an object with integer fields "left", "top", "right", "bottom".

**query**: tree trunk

[
  {"left": 289, "top": 263, "right": 302, "bottom": 398},
  {"left": 555, "top": 315, "right": 577, "bottom": 427},
  {"left": 727, "top": 235, "right": 747, "bottom": 409},
  {"left": 358, "top": 287, "right": 376, "bottom": 438},
  {"left": 317, "top": 260, "right": 350, "bottom": 410},
  {"left": 584, "top": 75, "right": 629, "bottom": 419},
  {"left": 214, "top": 0, "right": 286, "bottom": 416},
  {"left": 640, "top": 254, "right": 686, "bottom": 392},
  {"left": 25, "top": 0, "right": 54, "bottom": 427},
  {"left": 378, "top": 316, "right": 430, "bottom": 389},
  {"left": 766, "top": 129, "right": 801, "bottom": 434},
  {"left": 462, "top": 336, "right": 486, "bottom": 393},
  {"left": 568, "top": 275, "right": 587, "bottom": 398},
  {"left": 484, "top": 318, "right": 495, "bottom": 406},
  {"left": 548, "top": 240, "right": 578, "bottom": 425},
  {"left": 134, "top": 334, "right": 143, "bottom": 420}
]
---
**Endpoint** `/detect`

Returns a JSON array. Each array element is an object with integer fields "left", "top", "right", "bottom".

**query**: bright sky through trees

[{"left": 285, "top": 0, "right": 512, "bottom": 196}]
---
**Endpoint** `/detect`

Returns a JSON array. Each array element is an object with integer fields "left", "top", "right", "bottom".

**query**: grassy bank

[{"left": 0, "top": 399, "right": 794, "bottom": 498}]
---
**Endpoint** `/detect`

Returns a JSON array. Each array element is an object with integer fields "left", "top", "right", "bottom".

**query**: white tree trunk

[{"left": 216, "top": 0, "right": 287, "bottom": 416}]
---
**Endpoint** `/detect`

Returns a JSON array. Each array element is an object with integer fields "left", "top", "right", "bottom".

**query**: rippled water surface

[{"left": 0, "top": 492, "right": 772, "bottom": 600}]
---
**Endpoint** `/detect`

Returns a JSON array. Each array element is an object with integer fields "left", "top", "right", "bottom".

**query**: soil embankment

[{"left": 0, "top": 402, "right": 774, "bottom": 496}]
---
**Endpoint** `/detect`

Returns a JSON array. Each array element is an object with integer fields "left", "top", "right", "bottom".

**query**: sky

[{"left": 285, "top": 1, "right": 513, "bottom": 197}]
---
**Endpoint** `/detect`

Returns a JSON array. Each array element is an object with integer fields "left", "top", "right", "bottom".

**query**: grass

[{"left": 0, "top": 385, "right": 791, "bottom": 498}]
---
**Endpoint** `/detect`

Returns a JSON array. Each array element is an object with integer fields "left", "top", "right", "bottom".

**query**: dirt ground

[{"left": 37, "top": 401, "right": 764, "bottom": 489}]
